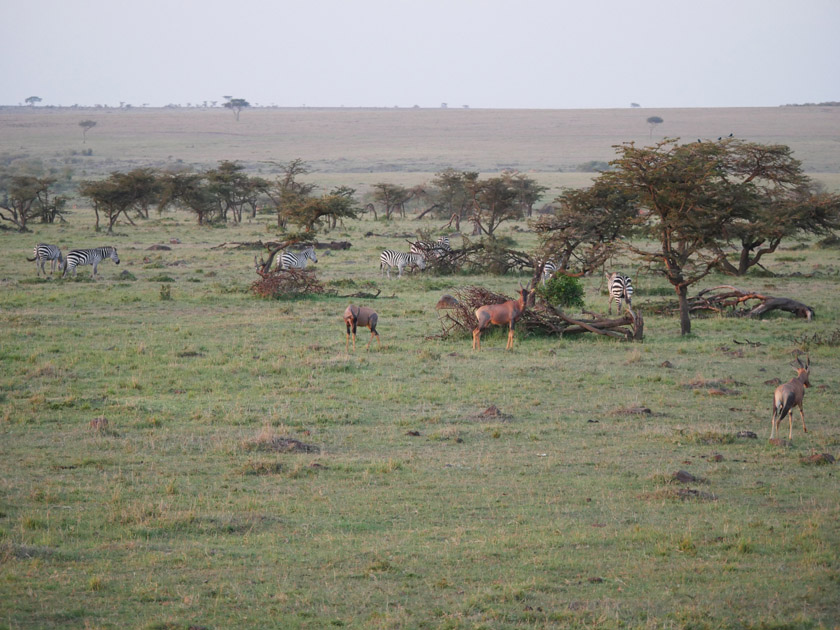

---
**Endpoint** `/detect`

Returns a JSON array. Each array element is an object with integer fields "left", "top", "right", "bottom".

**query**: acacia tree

[
  {"left": 708, "top": 142, "right": 840, "bottom": 275},
  {"left": 503, "top": 170, "right": 548, "bottom": 217},
  {"left": 534, "top": 179, "right": 638, "bottom": 276},
  {"left": 468, "top": 175, "right": 524, "bottom": 237},
  {"left": 79, "top": 175, "right": 138, "bottom": 233},
  {"left": 79, "top": 120, "right": 97, "bottom": 143},
  {"left": 371, "top": 183, "right": 412, "bottom": 219},
  {"left": 157, "top": 172, "right": 218, "bottom": 225},
  {"left": 598, "top": 139, "right": 736, "bottom": 335},
  {"left": 223, "top": 98, "right": 250, "bottom": 121},
  {"left": 285, "top": 186, "right": 359, "bottom": 232},
  {"left": 646, "top": 116, "right": 663, "bottom": 138},
  {"left": 429, "top": 169, "right": 478, "bottom": 220},
  {"left": 264, "top": 159, "right": 317, "bottom": 229},
  {"left": 205, "top": 161, "right": 269, "bottom": 223},
  {"left": 25, "top": 96, "right": 42, "bottom": 106},
  {"left": 0, "top": 174, "right": 60, "bottom": 231}
]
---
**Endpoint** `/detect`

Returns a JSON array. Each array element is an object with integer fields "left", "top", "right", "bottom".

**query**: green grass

[{"left": 1, "top": 208, "right": 839, "bottom": 629}]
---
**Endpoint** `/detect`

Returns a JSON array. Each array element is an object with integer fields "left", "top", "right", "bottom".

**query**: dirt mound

[
  {"left": 800, "top": 452, "right": 835, "bottom": 465},
  {"left": 243, "top": 433, "right": 320, "bottom": 454},
  {"left": 471, "top": 405, "right": 513, "bottom": 422}
]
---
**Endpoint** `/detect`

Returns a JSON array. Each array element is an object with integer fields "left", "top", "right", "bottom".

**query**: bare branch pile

[{"left": 250, "top": 268, "right": 324, "bottom": 299}]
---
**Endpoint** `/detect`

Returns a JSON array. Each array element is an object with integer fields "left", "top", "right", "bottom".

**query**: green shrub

[{"left": 537, "top": 274, "right": 585, "bottom": 309}]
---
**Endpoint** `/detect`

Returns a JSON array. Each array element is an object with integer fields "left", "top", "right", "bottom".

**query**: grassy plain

[{"left": 1, "top": 107, "right": 840, "bottom": 629}]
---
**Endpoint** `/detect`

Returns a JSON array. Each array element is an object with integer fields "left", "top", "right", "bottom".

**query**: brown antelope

[
  {"left": 472, "top": 283, "right": 532, "bottom": 351},
  {"left": 344, "top": 305, "right": 380, "bottom": 351},
  {"left": 770, "top": 356, "right": 811, "bottom": 440}
]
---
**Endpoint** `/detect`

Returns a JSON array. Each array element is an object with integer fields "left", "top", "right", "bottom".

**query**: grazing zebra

[
  {"left": 539, "top": 260, "right": 557, "bottom": 286},
  {"left": 606, "top": 271, "right": 634, "bottom": 314},
  {"left": 279, "top": 246, "right": 318, "bottom": 270},
  {"left": 61, "top": 246, "right": 120, "bottom": 278},
  {"left": 27, "top": 243, "right": 64, "bottom": 276},
  {"left": 380, "top": 250, "right": 426, "bottom": 278}
]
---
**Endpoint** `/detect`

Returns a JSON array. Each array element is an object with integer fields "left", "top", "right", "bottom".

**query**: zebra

[
  {"left": 27, "top": 243, "right": 64, "bottom": 276},
  {"left": 539, "top": 260, "right": 557, "bottom": 286},
  {"left": 278, "top": 246, "right": 318, "bottom": 270},
  {"left": 606, "top": 272, "right": 633, "bottom": 314},
  {"left": 380, "top": 250, "right": 426, "bottom": 278},
  {"left": 410, "top": 236, "right": 451, "bottom": 259},
  {"left": 61, "top": 246, "right": 120, "bottom": 278}
]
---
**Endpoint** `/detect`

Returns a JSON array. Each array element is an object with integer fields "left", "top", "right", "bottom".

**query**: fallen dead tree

[
  {"left": 689, "top": 286, "right": 815, "bottom": 320},
  {"left": 433, "top": 286, "right": 642, "bottom": 341},
  {"left": 251, "top": 267, "right": 324, "bottom": 298}
]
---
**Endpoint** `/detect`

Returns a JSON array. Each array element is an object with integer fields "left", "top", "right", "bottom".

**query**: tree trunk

[{"left": 677, "top": 284, "right": 691, "bottom": 335}]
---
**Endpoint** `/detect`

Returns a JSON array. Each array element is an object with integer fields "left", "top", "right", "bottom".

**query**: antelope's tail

[{"left": 775, "top": 399, "right": 792, "bottom": 422}]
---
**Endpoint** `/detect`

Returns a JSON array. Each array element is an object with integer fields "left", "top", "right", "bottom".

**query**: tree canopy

[
  {"left": 592, "top": 138, "right": 840, "bottom": 335},
  {"left": 223, "top": 98, "right": 250, "bottom": 121}
]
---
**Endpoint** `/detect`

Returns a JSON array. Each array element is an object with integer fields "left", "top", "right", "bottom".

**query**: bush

[{"left": 537, "top": 274, "right": 585, "bottom": 309}]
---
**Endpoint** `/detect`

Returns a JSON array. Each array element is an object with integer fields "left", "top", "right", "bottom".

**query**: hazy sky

[{"left": 2, "top": 0, "right": 838, "bottom": 109}]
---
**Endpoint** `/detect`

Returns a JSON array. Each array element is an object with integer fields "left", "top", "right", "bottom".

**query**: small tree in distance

[
  {"left": 646, "top": 116, "right": 663, "bottom": 138},
  {"left": 25, "top": 96, "right": 42, "bottom": 107},
  {"left": 79, "top": 120, "right": 97, "bottom": 143},
  {"left": 224, "top": 98, "right": 250, "bottom": 121}
]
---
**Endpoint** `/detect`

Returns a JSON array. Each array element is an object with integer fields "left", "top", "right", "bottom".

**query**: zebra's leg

[{"left": 92, "top": 261, "right": 99, "bottom": 277}]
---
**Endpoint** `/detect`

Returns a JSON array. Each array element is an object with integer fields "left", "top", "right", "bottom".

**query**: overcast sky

[{"left": 2, "top": 0, "right": 838, "bottom": 109}]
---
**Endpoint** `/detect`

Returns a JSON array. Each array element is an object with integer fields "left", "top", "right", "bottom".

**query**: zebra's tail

[{"left": 26, "top": 256, "right": 37, "bottom": 261}]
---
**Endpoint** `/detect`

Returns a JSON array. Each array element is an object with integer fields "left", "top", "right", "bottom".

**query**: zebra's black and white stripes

[
  {"left": 539, "top": 260, "right": 557, "bottom": 286},
  {"left": 27, "top": 243, "right": 63, "bottom": 276},
  {"left": 410, "top": 236, "right": 451, "bottom": 258},
  {"left": 606, "top": 272, "right": 633, "bottom": 314},
  {"left": 279, "top": 246, "right": 318, "bottom": 270},
  {"left": 380, "top": 250, "right": 426, "bottom": 278},
  {"left": 62, "top": 246, "right": 120, "bottom": 277}
]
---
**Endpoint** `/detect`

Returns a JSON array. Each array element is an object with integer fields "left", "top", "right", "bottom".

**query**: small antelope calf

[
  {"left": 344, "top": 305, "right": 380, "bottom": 351},
  {"left": 770, "top": 356, "right": 811, "bottom": 440},
  {"left": 472, "top": 283, "right": 532, "bottom": 351}
]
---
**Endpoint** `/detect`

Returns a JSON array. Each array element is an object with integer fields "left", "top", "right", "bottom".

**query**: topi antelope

[
  {"left": 344, "top": 305, "right": 380, "bottom": 351},
  {"left": 770, "top": 356, "right": 811, "bottom": 440},
  {"left": 472, "top": 282, "right": 532, "bottom": 351}
]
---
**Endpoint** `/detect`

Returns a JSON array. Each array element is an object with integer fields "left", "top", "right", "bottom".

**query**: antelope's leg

[
  {"left": 799, "top": 404, "right": 807, "bottom": 433},
  {"left": 788, "top": 412, "right": 793, "bottom": 440}
]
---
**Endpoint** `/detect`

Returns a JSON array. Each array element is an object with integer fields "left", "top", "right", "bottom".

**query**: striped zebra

[
  {"left": 27, "top": 243, "right": 64, "bottom": 276},
  {"left": 278, "top": 246, "right": 318, "bottom": 270},
  {"left": 606, "top": 271, "right": 633, "bottom": 314},
  {"left": 380, "top": 250, "right": 426, "bottom": 278},
  {"left": 539, "top": 260, "right": 557, "bottom": 286},
  {"left": 410, "top": 236, "right": 451, "bottom": 259},
  {"left": 61, "top": 246, "right": 120, "bottom": 278}
]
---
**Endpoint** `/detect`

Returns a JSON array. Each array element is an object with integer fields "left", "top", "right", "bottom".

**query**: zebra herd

[
  {"left": 28, "top": 244, "right": 120, "bottom": 278},
  {"left": 27, "top": 238, "right": 634, "bottom": 314}
]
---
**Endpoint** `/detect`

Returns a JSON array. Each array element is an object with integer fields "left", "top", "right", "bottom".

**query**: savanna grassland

[{"left": 1, "top": 106, "right": 840, "bottom": 629}]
